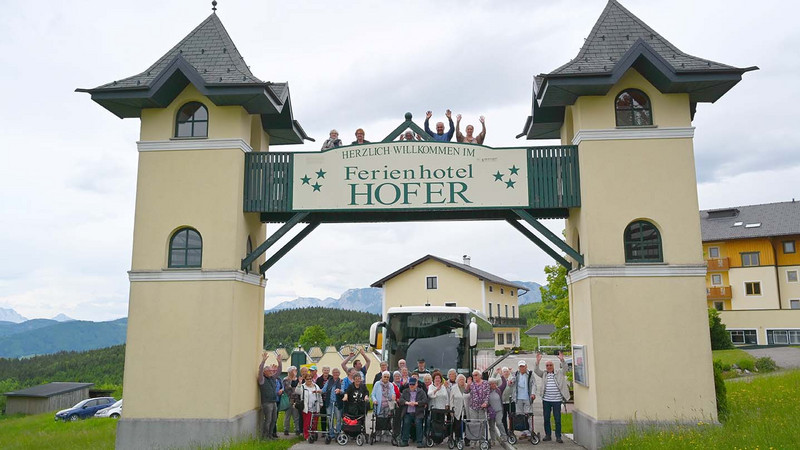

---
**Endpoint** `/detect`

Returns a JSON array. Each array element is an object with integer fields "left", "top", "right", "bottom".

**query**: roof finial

[{"left": 212, "top": 0, "right": 217, "bottom": 12}]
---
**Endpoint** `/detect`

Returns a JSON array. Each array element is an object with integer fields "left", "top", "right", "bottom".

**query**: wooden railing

[
  {"left": 706, "top": 257, "right": 730, "bottom": 272},
  {"left": 707, "top": 286, "right": 732, "bottom": 300}
]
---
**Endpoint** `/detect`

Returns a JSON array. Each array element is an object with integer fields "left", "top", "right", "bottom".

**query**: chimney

[{"left": 463, "top": 255, "right": 471, "bottom": 266}]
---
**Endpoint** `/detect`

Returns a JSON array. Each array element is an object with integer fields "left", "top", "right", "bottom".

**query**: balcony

[
  {"left": 707, "top": 286, "right": 732, "bottom": 300},
  {"left": 489, "top": 317, "right": 528, "bottom": 327},
  {"left": 706, "top": 257, "right": 730, "bottom": 272}
]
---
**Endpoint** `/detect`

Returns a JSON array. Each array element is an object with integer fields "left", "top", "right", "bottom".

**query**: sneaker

[
  {"left": 284, "top": 431, "right": 289, "bottom": 436},
  {"left": 556, "top": 438, "right": 564, "bottom": 443},
  {"left": 542, "top": 436, "right": 551, "bottom": 441}
]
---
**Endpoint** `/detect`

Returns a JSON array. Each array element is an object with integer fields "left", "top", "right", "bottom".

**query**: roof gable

[
  {"left": 371, "top": 255, "right": 528, "bottom": 292},
  {"left": 520, "top": 0, "right": 756, "bottom": 140},
  {"left": 97, "top": 14, "right": 261, "bottom": 90},
  {"left": 78, "top": 13, "right": 310, "bottom": 144},
  {"left": 551, "top": 1, "right": 735, "bottom": 76}
]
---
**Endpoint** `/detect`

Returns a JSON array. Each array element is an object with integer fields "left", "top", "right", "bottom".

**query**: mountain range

[
  {"left": 0, "top": 318, "right": 127, "bottom": 359},
  {"left": 267, "top": 281, "right": 542, "bottom": 314},
  {"left": 0, "top": 308, "right": 74, "bottom": 324}
]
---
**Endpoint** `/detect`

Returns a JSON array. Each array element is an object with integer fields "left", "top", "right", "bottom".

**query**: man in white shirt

[{"left": 534, "top": 352, "right": 571, "bottom": 443}]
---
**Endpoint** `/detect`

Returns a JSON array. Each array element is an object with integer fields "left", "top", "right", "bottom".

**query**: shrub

[
  {"left": 718, "top": 361, "right": 732, "bottom": 372},
  {"left": 737, "top": 358, "right": 755, "bottom": 371},
  {"left": 712, "top": 360, "right": 729, "bottom": 421},
  {"left": 708, "top": 308, "right": 734, "bottom": 350},
  {"left": 754, "top": 356, "right": 777, "bottom": 372}
]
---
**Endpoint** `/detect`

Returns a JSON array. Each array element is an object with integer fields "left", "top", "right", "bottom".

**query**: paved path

[{"left": 743, "top": 346, "right": 800, "bottom": 369}]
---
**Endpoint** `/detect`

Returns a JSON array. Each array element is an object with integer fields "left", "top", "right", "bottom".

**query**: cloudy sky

[{"left": 0, "top": 0, "right": 798, "bottom": 321}]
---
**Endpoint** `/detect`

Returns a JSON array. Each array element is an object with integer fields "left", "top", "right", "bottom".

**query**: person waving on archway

[{"left": 456, "top": 114, "right": 486, "bottom": 144}]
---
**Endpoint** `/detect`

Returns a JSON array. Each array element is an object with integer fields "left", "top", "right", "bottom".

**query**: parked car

[
  {"left": 94, "top": 399, "right": 123, "bottom": 418},
  {"left": 55, "top": 397, "right": 116, "bottom": 421}
]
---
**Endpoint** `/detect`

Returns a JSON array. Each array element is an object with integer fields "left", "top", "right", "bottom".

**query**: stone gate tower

[
  {"left": 520, "top": 1, "right": 755, "bottom": 448},
  {"left": 79, "top": 12, "right": 310, "bottom": 449}
]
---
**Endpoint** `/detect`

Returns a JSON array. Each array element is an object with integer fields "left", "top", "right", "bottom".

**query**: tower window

[
  {"left": 624, "top": 220, "right": 663, "bottom": 263},
  {"left": 169, "top": 227, "right": 202, "bottom": 268},
  {"left": 175, "top": 102, "right": 208, "bottom": 138},
  {"left": 615, "top": 89, "right": 653, "bottom": 126}
]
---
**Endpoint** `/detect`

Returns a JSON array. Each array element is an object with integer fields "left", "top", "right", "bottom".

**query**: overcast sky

[{"left": 1, "top": 0, "right": 798, "bottom": 321}]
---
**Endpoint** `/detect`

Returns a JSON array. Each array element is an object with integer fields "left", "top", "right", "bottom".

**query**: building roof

[
  {"left": 5, "top": 382, "right": 94, "bottom": 398},
  {"left": 519, "top": 0, "right": 756, "bottom": 140},
  {"left": 371, "top": 255, "right": 529, "bottom": 292},
  {"left": 524, "top": 324, "right": 556, "bottom": 337},
  {"left": 700, "top": 200, "right": 800, "bottom": 242},
  {"left": 77, "top": 13, "right": 310, "bottom": 144}
]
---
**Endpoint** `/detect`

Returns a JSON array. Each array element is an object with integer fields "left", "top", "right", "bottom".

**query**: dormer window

[
  {"left": 615, "top": 89, "right": 652, "bottom": 126},
  {"left": 175, "top": 102, "right": 208, "bottom": 138}
]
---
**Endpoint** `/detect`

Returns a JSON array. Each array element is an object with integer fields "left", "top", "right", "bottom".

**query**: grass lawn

[
  {"left": 711, "top": 348, "right": 755, "bottom": 367},
  {"left": 0, "top": 412, "right": 117, "bottom": 449},
  {"left": 607, "top": 369, "right": 800, "bottom": 449}
]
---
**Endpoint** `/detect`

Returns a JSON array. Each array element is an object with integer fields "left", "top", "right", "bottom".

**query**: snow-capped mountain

[{"left": 0, "top": 307, "right": 28, "bottom": 323}]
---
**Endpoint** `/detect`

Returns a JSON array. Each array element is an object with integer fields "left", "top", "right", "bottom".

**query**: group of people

[
  {"left": 319, "top": 111, "right": 487, "bottom": 150},
  {"left": 258, "top": 351, "right": 570, "bottom": 446}
]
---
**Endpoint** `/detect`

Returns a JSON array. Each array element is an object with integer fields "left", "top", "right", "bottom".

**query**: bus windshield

[{"left": 386, "top": 312, "right": 467, "bottom": 373}]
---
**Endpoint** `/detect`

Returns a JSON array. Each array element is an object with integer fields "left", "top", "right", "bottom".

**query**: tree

[
  {"left": 538, "top": 264, "right": 571, "bottom": 347},
  {"left": 298, "top": 325, "right": 329, "bottom": 349},
  {"left": 708, "top": 308, "right": 733, "bottom": 350}
]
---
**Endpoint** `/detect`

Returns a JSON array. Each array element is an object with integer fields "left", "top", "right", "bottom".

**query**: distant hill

[
  {"left": 514, "top": 281, "right": 543, "bottom": 304},
  {"left": 0, "top": 307, "right": 27, "bottom": 323},
  {"left": 264, "top": 307, "right": 379, "bottom": 348},
  {"left": 51, "top": 314, "right": 74, "bottom": 322},
  {"left": 0, "top": 319, "right": 59, "bottom": 338},
  {"left": 268, "top": 288, "right": 382, "bottom": 314},
  {"left": 0, "top": 318, "right": 127, "bottom": 358}
]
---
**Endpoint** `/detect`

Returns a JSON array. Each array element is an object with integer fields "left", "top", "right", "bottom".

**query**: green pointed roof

[
  {"left": 519, "top": 0, "right": 757, "bottom": 140},
  {"left": 78, "top": 13, "right": 311, "bottom": 144}
]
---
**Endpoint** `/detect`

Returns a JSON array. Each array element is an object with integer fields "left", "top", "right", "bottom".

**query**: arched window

[
  {"left": 615, "top": 89, "right": 652, "bottom": 126},
  {"left": 624, "top": 220, "right": 662, "bottom": 263},
  {"left": 169, "top": 227, "right": 202, "bottom": 268},
  {"left": 175, "top": 102, "right": 208, "bottom": 138}
]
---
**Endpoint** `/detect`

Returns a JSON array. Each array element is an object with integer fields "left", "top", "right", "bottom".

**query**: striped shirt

[{"left": 542, "top": 372, "right": 562, "bottom": 402}]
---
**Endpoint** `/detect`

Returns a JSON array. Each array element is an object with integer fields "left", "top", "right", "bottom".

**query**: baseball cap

[
  {"left": 518, "top": 360, "right": 527, "bottom": 367},
  {"left": 408, "top": 378, "right": 418, "bottom": 385},
  {"left": 310, "top": 365, "right": 318, "bottom": 370}
]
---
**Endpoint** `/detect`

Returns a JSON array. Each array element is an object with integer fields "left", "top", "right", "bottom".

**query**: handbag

[
  {"left": 294, "top": 386, "right": 305, "bottom": 411},
  {"left": 278, "top": 392, "right": 290, "bottom": 412}
]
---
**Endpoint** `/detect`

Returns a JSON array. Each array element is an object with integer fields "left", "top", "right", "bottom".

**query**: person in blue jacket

[{"left": 424, "top": 110, "right": 455, "bottom": 142}]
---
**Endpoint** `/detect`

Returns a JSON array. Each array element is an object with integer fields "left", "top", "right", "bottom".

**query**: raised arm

[
  {"left": 257, "top": 350, "right": 268, "bottom": 384},
  {"left": 456, "top": 114, "right": 464, "bottom": 142},
  {"left": 341, "top": 352, "right": 355, "bottom": 372},
  {"left": 445, "top": 110, "right": 455, "bottom": 141},
  {"left": 360, "top": 348, "right": 371, "bottom": 370},
  {"left": 275, "top": 350, "right": 282, "bottom": 376},
  {"left": 477, "top": 116, "right": 486, "bottom": 145},
  {"left": 424, "top": 110, "right": 433, "bottom": 136}
]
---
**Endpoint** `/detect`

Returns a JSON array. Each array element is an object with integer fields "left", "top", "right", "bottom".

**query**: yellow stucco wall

[
  {"left": 123, "top": 280, "right": 265, "bottom": 419},
  {"left": 140, "top": 85, "right": 252, "bottom": 142},
  {"left": 572, "top": 276, "right": 716, "bottom": 421},
  {"left": 728, "top": 266, "right": 781, "bottom": 310},
  {"left": 719, "top": 310, "right": 800, "bottom": 345},
  {"left": 570, "top": 69, "right": 691, "bottom": 131},
  {"left": 125, "top": 88, "right": 269, "bottom": 421},
  {"left": 564, "top": 70, "right": 701, "bottom": 267},
  {"left": 382, "top": 259, "right": 484, "bottom": 313},
  {"left": 564, "top": 68, "right": 716, "bottom": 423}
]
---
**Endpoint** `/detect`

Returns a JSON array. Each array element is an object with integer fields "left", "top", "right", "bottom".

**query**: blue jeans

[
  {"left": 401, "top": 413, "right": 424, "bottom": 445},
  {"left": 327, "top": 403, "right": 342, "bottom": 437},
  {"left": 542, "top": 400, "right": 562, "bottom": 438}
]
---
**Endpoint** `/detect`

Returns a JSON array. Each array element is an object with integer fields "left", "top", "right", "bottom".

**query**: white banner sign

[
  {"left": 292, "top": 142, "right": 529, "bottom": 210},
  {"left": 292, "top": 141, "right": 529, "bottom": 211}
]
